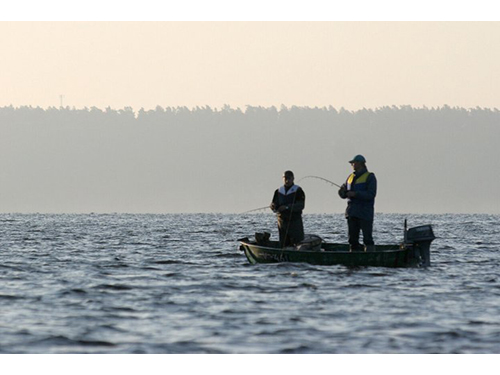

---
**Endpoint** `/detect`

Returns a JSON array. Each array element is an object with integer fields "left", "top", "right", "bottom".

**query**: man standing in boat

[
  {"left": 338, "top": 155, "right": 377, "bottom": 252},
  {"left": 270, "top": 170, "right": 305, "bottom": 247}
]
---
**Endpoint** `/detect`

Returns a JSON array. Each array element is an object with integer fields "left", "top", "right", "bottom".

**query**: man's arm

[{"left": 270, "top": 190, "right": 279, "bottom": 211}]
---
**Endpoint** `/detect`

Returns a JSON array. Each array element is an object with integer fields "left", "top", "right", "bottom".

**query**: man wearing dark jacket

[
  {"left": 270, "top": 170, "right": 305, "bottom": 247},
  {"left": 338, "top": 155, "right": 377, "bottom": 252}
]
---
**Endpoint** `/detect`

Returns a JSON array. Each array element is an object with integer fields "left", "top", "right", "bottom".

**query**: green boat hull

[
  {"left": 239, "top": 225, "right": 435, "bottom": 268},
  {"left": 240, "top": 241, "right": 416, "bottom": 267}
]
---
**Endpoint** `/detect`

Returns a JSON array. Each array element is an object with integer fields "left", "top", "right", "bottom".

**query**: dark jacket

[
  {"left": 272, "top": 184, "right": 305, "bottom": 245},
  {"left": 271, "top": 184, "right": 305, "bottom": 221},
  {"left": 340, "top": 168, "right": 377, "bottom": 221}
]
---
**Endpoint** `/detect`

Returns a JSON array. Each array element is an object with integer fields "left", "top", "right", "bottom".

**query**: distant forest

[
  {"left": 1, "top": 105, "right": 499, "bottom": 214},
  {"left": 1, "top": 104, "right": 499, "bottom": 127}
]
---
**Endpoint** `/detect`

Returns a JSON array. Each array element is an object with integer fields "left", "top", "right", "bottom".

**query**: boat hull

[
  {"left": 239, "top": 241, "right": 418, "bottom": 267},
  {"left": 239, "top": 224, "right": 435, "bottom": 268}
]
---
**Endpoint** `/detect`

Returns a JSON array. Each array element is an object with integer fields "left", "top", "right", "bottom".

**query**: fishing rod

[
  {"left": 298, "top": 175, "right": 343, "bottom": 189},
  {"left": 242, "top": 175, "right": 342, "bottom": 213},
  {"left": 241, "top": 206, "right": 270, "bottom": 214}
]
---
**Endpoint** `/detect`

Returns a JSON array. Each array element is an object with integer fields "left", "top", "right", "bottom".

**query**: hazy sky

[{"left": 2, "top": 21, "right": 500, "bottom": 111}]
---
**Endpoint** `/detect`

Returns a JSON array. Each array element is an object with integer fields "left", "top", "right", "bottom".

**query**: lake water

[{"left": 1, "top": 213, "right": 499, "bottom": 354}]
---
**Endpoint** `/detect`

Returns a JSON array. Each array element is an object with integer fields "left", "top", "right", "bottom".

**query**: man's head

[
  {"left": 283, "top": 170, "right": 295, "bottom": 187},
  {"left": 349, "top": 155, "right": 366, "bottom": 172}
]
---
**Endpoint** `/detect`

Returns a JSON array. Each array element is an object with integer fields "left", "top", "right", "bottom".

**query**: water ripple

[{"left": 1, "top": 213, "right": 499, "bottom": 353}]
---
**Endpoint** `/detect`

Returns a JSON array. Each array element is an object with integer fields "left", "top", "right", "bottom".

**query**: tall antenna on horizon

[{"left": 59, "top": 94, "right": 64, "bottom": 109}]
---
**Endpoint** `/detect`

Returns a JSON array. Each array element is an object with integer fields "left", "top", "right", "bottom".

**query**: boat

[{"left": 238, "top": 223, "right": 435, "bottom": 268}]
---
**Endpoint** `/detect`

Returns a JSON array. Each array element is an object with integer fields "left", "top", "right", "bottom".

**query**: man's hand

[
  {"left": 338, "top": 187, "right": 347, "bottom": 199},
  {"left": 277, "top": 205, "right": 288, "bottom": 213}
]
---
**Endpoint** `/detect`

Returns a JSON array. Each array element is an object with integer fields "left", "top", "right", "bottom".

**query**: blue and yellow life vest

[
  {"left": 346, "top": 171, "right": 372, "bottom": 192},
  {"left": 347, "top": 171, "right": 375, "bottom": 205},
  {"left": 344, "top": 170, "right": 376, "bottom": 220}
]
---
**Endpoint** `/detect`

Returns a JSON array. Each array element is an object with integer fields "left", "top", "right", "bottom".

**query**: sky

[{"left": 1, "top": 18, "right": 500, "bottom": 111}]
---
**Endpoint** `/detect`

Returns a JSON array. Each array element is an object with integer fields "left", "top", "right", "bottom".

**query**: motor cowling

[{"left": 405, "top": 225, "right": 435, "bottom": 267}]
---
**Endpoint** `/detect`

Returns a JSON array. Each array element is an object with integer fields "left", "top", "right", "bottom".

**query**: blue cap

[{"left": 349, "top": 155, "right": 366, "bottom": 163}]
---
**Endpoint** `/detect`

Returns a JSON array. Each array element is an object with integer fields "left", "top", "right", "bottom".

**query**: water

[{"left": 1, "top": 213, "right": 499, "bottom": 354}]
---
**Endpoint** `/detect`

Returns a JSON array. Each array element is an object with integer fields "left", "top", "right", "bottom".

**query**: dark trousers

[
  {"left": 278, "top": 217, "right": 304, "bottom": 247},
  {"left": 347, "top": 216, "right": 374, "bottom": 249}
]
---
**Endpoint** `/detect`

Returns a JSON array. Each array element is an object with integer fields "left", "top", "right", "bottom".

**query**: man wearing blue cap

[{"left": 338, "top": 155, "right": 377, "bottom": 252}]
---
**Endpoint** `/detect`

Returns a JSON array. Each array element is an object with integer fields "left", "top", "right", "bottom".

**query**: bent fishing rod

[{"left": 298, "top": 175, "right": 342, "bottom": 189}]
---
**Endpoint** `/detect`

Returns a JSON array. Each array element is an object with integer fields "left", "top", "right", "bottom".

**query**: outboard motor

[{"left": 404, "top": 223, "right": 436, "bottom": 267}]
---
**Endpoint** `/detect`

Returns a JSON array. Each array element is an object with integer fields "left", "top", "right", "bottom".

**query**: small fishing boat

[{"left": 238, "top": 223, "right": 435, "bottom": 268}]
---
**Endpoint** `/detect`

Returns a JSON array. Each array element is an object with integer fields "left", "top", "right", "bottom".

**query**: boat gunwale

[{"left": 239, "top": 240, "right": 405, "bottom": 255}]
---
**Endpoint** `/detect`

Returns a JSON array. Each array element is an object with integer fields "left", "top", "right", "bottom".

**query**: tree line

[
  {"left": 1, "top": 104, "right": 499, "bottom": 129},
  {"left": 1, "top": 103, "right": 499, "bottom": 214}
]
